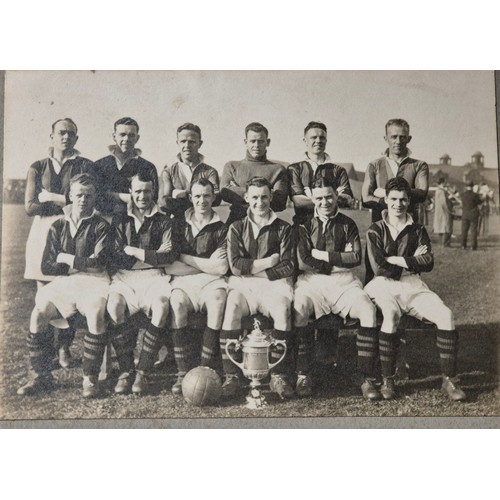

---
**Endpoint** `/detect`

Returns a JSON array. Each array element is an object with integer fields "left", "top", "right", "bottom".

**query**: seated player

[
  {"left": 17, "top": 173, "right": 112, "bottom": 398},
  {"left": 163, "top": 178, "right": 228, "bottom": 394},
  {"left": 107, "top": 169, "right": 179, "bottom": 396},
  {"left": 220, "top": 122, "right": 288, "bottom": 225},
  {"left": 294, "top": 178, "right": 377, "bottom": 398},
  {"left": 94, "top": 117, "right": 158, "bottom": 217},
  {"left": 161, "top": 123, "right": 220, "bottom": 218},
  {"left": 221, "top": 177, "right": 295, "bottom": 398},
  {"left": 364, "top": 177, "right": 466, "bottom": 401}
]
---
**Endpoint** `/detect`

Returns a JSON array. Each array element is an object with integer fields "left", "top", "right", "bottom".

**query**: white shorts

[
  {"left": 171, "top": 274, "right": 227, "bottom": 312},
  {"left": 294, "top": 271, "right": 366, "bottom": 320},
  {"left": 364, "top": 274, "right": 446, "bottom": 323},
  {"left": 227, "top": 276, "right": 293, "bottom": 317},
  {"left": 35, "top": 271, "right": 110, "bottom": 319},
  {"left": 24, "top": 214, "right": 62, "bottom": 282},
  {"left": 109, "top": 268, "right": 172, "bottom": 317}
]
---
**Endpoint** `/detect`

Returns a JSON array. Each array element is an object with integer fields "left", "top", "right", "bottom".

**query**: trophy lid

[{"left": 242, "top": 318, "right": 273, "bottom": 347}]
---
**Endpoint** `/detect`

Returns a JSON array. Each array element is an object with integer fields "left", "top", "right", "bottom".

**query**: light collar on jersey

[
  {"left": 63, "top": 204, "right": 97, "bottom": 237},
  {"left": 185, "top": 207, "right": 221, "bottom": 237},
  {"left": 247, "top": 208, "right": 277, "bottom": 238}
]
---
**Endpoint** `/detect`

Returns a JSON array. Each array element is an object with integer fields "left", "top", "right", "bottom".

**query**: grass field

[{"left": 0, "top": 204, "right": 499, "bottom": 422}]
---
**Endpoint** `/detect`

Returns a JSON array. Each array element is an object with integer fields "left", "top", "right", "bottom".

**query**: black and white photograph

[{"left": 1, "top": 70, "right": 498, "bottom": 423}]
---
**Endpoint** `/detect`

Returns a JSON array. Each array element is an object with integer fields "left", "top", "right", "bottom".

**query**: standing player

[
  {"left": 220, "top": 177, "right": 295, "bottom": 399},
  {"left": 288, "top": 121, "right": 354, "bottom": 225},
  {"left": 18, "top": 173, "right": 112, "bottom": 398},
  {"left": 24, "top": 118, "right": 95, "bottom": 367},
  {"left": 161, "top": 123, "right": 220, "bottom": 218},
  {"left": 362, "top": 118, "right": 429, "bottom": 223},
  {"left": 164, "top": 178, "right": 228, "bottom": 394},
  {"left": 294, "top": 179, "right": 378, "bottom": 398},
  {"left": 106, "top": 169, "right": 179, "bottom": 395},
  {"left": 220, "top": 122, "right": 288, "bottom": 226},
  {"left": 94, "top": 117, "right": 158, "bottom": 217},
  {"left": 364, "top": 177, "right": 466, "bottom": 401}
]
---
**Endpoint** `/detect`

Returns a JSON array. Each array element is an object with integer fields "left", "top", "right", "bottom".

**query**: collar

[
  {"left": 304, "top": 152, "right": 331, "bottom": 167},
  {"left": 63, "top": 204, "right": 97, "bottom": 237},
  {"left": 381, "top": 209, "right": 414, "bottom": 240},
  {"left": 245, "top": 151, "right": 267, "bottom": 162},
  {"left": 48, "top": 149, "right": 80, "bottom": 169},
  {"left": 185, "top": 207, "right": 221, "bottom": 237},
  {"left": 247, "top": 208, "right": 277, "bottom": 238},
  {"left": 127, "top": 203, "right": 159, "bottom": 232},
  {"left": 384, "top": 148, "right": 412, "bottom": 165},
  {"left": 176, "top": 153, "right": 204, "bottom": 169},
  {"left": 108, "top": 145, "right": 141, "bottom": 168},
  {"left": 314, "top": 206, "right": 339, "bottom": 232}
]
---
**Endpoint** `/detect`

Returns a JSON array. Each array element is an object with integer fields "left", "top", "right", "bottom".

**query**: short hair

[
  {"left": 304, "top": 121, "right": 327, "bottom": 135},
  {"left": 311, "top": 177, "right": 338, "bottom": 192},
  {"left": 245, "top": 176, "right": 272, "bottom": 192},
  {"left": 130, "top": 167, "right": 156, "bottom": 185},
  {"left": 52, "top": 118, "right": 78, "bottom": 134},
  {"left": 385, "top": 177, "right": 411, "bottom": 198},
  {"left": 69, "top": 173, "right": 96, "bottom": 190},
  {"left": 385, "top": 118, "right": 410, "bottom": 134},
  {"left": 190, "top": 177, "right": 214, "bottom": 193},
  {"left": 114, "top": 117, "right": 139, "bottom": 132},
  {"left": 245, "top": 122, "right": 268, "bottom": 138},
  {"left": 177, "top": 122, "right": 202, "bottom": 140},
  {"left": 437, "top": 177, "right": 446, "bottom": 185}
]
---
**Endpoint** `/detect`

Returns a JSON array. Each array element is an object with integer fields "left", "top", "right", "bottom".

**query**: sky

[{"left": 3, "top": 70, "right": 498, "bottom": 180}]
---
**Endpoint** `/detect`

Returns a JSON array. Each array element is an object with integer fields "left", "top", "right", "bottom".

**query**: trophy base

[{"left": 245, "top": 387, "right": 268, "bottom": 409}]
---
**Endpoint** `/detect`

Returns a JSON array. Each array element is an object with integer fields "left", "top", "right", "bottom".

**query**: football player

[
  {"left": 18, "top": 173, "right": 112, "bottom": 398},
  {"left": 294, "top": 178, "right": 377, "bottom": 397},
  {"left": 106, "top": 169, "right": 178, "bottom": 396},
  {"left": 364, "top": 177, "right": 466, "bottom": 401},
  {"left": 164, "top": 178, "right": 228, "bottom": 394},
  {"left": 221, "top": 177, "right": 295, "bottom": 399}
]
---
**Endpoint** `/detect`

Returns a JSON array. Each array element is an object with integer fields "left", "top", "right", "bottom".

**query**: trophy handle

[
  {"left": 225, "top": 340, "right": 244, "bottom": 370},
  {"left": 268, "top": 340, "right": 287, "bottom": 370}
]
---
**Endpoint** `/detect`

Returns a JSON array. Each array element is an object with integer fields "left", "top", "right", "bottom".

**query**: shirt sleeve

[
  {"left": 227, "top": 222, "right": 254, "bottom": 276},
  {"left": 335, "top": 166, "right": 354, "bottom": 200},
  {"left": 25, "top": 163, "right": 59, "bottom": 216},
  {"left": 265, "top": 223, "right": 295, "bottom": 280},
  {"left": 160, "top": 165, "right": 173, "bottom": 207},
  {"left": 365, "top": 225, "right": 403, "bottom": 279},
  {"left": 362, "top": 163, "right": 384, "bottom": 209},
  {"left": 73, "top": 220, "right": 112, "bottom": 272},
  {"left": 327, "top": 220, "right": 362, "bottom": 268},
  {"left": 410, "top": 162, "right": 429, "bottom": 204},
  {"left": 144, "top": 219, "right": 180, "bottom": 266},
  {"left": 297, "top": 223, "right": 333, "bottom": 274},
  {"left": 41, "top": 222, "right": 68, "bottom": 276},
  {"left": 404, "top": 226, "right": 434, "bottom": 273},
  {"left": 288, "top": 164, "right": 305, "bottom": 197},
  {"left": 270, "top": 167, "right": 289, "bottom": 213},
  {"left": 220, "top": 162, "right": 246, "bottom": 204}
]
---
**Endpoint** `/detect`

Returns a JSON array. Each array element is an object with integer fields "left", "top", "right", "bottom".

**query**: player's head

[
  {"left": 437, "top": 177, "right": 446, "bottom": 186},
  {"left": 129, "top": 168, "right": 155, "bottom": 211},
  {"left": 311, "top": 177, "right": 338, "bottom": 217},
  {"left": 69, "top": 173, "right": 97, "bottom": 216},
  {"left": 177, "top": 123, "right": 203, "bottom": 163},
  {"left": 244, "top": 176, "right": 272, "bottom": 217},
  {"left": 190, "top": 178, "right": 216, "bottom": 214},
  {"left": 304, "top": 121, "right": 327, "bottom": 157},
  {"left": 384, "top": 177, "right": 411, "bottom": 218},
  {"left": 50, "top": 118, "right": 79, "bottom": 153},
  {"left": 384, "top": 118, "right": 411, "bottom": 157},
  {"left": 113, "top": 117, "right": 140, "bottom": 154},
  {"left": 244, "top": 122, "right": 270, "bottom": 160}
]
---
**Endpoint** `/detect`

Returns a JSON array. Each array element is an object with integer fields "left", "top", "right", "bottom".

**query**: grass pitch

[{"left": 1, "top": 204, "right": 498, "bottom": 423}]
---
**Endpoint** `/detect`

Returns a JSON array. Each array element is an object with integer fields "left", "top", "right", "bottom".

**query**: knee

[
  {"left": 293, "top": 295, "right": 312, "bottom": 324},
  {"left": 210, "top": 289, "right": 227, "bottom": 309},
  {"left": 169, "top": 292, "right": 187, "bottom": 318},
  {"left": 353, "top": 298, "right": 377, "bottom": 326},
  {"left": 107, "top": 293, "right": 126, "bottom": 324},
  {"left": 270, "top": 298, "right": 291, "bottom": 322},
  {"left": 224, "top": 292, "right": 243, "bottom": 320},
  {"left": 435, "top": 306, "right": 455, "bottom": 330}
]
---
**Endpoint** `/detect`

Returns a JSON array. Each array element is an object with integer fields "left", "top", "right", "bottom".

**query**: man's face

[
  {"left": 69, "top": 182, "right": 96, "bottom": 217},
  {"left": 244, "top": 131, "right": 270, "bottom": 159},
  {"left": 312, "top": 186, "right": 338, "bottom": 217},
  {"left": 130, "top": 178, "right": 154, "bottom": 211},
  {"left": 190, "top": 183, "right": 215, "bottom": 215},
  {"left": 245, "top": 185, "right": 272, "bottom": 217},
  {"left": 177, "top": 129, "right": 202, "bottom": 163},
  {"left": 384, "top": 125, "right": 411, "bottom": 157},
  {"left": 51, "top": 120, "right": 78, "bottom": 153},
  {"left": 304, "top": 128, "right": 327, "bottom": 157},
  {"left": 113, "top": 124, "right": 140, "bottom": 154},
  {"left": 385, "top": 189, "right": 409, "bottom": 218}
]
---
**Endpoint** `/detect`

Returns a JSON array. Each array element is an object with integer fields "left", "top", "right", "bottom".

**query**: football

[{"left": 181, "top": 366, "right": 223, "bottom": 407}]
